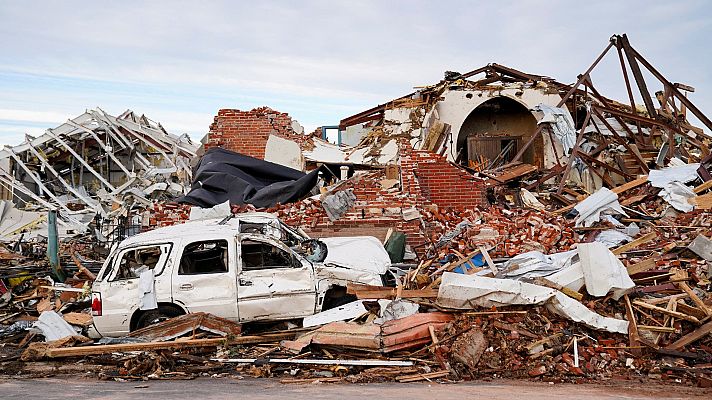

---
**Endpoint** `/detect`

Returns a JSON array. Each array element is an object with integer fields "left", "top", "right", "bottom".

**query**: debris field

[{"left": 0, "top": 33, "right": 711, "bottom": 389}]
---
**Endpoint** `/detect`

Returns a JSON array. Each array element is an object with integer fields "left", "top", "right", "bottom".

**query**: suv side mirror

[{"left": 301, "top": 239, "right": 328, "bottom": 263}]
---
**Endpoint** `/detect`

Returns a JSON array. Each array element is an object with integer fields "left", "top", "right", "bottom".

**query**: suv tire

[{"left": 135, "top": 306, "right": 184, "bottom": 330}]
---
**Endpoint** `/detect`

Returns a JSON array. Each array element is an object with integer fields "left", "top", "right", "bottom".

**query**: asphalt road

[{"left": 1, "top": 377, "right": 709, "bottom": 400}]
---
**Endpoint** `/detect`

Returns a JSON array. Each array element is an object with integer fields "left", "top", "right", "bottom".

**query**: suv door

[
  {"left": 237, "top": 235, "right": 316, "bottom": 322},
  {"left": 171, "top": 237, "right": 239, "bottom": 321},
  {"left": 93, "top": 243, "right": 172, "bottom": 336}
]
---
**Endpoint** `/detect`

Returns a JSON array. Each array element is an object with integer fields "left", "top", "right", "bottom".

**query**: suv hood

[{"left": 318, "top": 236, "right": 391, "bottom": 275}]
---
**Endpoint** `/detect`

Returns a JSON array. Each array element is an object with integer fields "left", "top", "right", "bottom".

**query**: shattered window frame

[
  {"left": 107, "top": 243, "right": 173, "bottom": 282},
  {"left": 240, "top": 238, "right": 296, "bottom": 271},
  {"left": 178, "top": 239, "right": 230, "bottom": 275}
]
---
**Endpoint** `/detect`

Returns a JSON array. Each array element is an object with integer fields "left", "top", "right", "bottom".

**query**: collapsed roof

[
  {"left": 336, "top": 34, "right": 711, "bottom": 194},
  {"left": 0, "top": 108, "right": 198, "bottom": 235}
]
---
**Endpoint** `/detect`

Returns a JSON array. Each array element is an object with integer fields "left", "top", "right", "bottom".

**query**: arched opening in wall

[{"left": 457, "top": 96, "right": 540, "bottom": 168}]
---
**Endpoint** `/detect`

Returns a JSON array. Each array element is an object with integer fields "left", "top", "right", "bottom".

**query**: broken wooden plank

[
  {"left": 638, "top": 325, "right": 677, "bottom": 333},
  {"left": 633, "top": 299, "right": 701, "bottom": 323},
  {"left": 478, "top": 245, "right": 498, "bottom": 275},
  {"left": 675, "top": 302, "right": 709, "bottom": 321},
  {"left": 43, "top": 332, "right": 296, "bottom": 358},
  {"left": 556, "top": 175, "right": 649, "bottom": 214},
  {"left": 693, "top": 180, "right": 712, "bottom": 194},
  {"left": 492, "top": 320, "right": 538, "bottom": 339},
  {"left": 624, "top": 294, "right": 642, "bottom": 354},
  {"left": 666, "top": 321, "right": 712, "bottom": 350},
  {"left": 213, "top": 358, "right": 413, "bottom": 366},
  {"left": 533, "top": 277, "right": 583, "bottom": 301},
  {"left": 395, "top": 370, "right": 450, "bottom": 383},
  {"left": 627, "top": 256, "right": 660, "bottom": 275},
  {"left": 690, "top": 192, "right": 712, "bottom": 209},
  {"left": 62, "top": 313, "right": 93, "bottom": 327},
  {"left": 671, "top": 269, "right": 712, "bottom": 317},
  {"left": 612, "top": 231, "right": 658, "bottom": 255}
]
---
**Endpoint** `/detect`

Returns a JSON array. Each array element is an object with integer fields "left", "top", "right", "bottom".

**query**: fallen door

[
  {"left": 171, "top": 237, "right": 239, "bottom": 321},
  {"left": 237, "top": 236, "right": 316, "bottom": 321}
]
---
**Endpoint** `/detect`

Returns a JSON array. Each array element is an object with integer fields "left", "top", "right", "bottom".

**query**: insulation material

[
  {"left": 303, "top": 300, "right": 368, "bottom": 328},
  {"left": 572, "top": 187, "right": 627, "bottom": 227},
  {"left": 322, "top": 189, "right": 356, "bottom": 221},
  {"left": 499, "top": 250, "right": 578, "bottom": 280},
  {"left": 659, "top": 182, "right": 696, "bottom": 212},
  {"left": 648, "top": 163, "right": 700, "bottom": 212},
  {"left": 594, "top": 229, "right": 632, "bottom": 248},
  {"left": 374, "top": 299, "right": 420, "bottom": 324},
  {"left": 532, "top": 103, "right": 577, "bottom": 154},
  {"left": 520, "top": 188, "right": 546, "bottom": 211},
  {"left": 32, "top": 311, "right": 79, "bottom": 342},
  {"left": 576, "top": 242, "right": 634, "bottom": 300},
  {"left": 188, "top": 200, "right": 232, "bottom": 221},
  {"left": 436, "top": 272, "right": 629, "bottom": 334}
]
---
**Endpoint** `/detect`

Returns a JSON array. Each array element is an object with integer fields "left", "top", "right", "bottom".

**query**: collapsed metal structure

[{"left": 0, "top": 109, "right": 197, "bottom": 232}]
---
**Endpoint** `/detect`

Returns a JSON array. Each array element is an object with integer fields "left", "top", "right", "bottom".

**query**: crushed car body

[{"left": 90, "top": 212, "right": 391, "bottom": 337}]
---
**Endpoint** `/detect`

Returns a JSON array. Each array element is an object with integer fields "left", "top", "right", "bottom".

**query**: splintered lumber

[
  {"left": 693, "top": 180, "right": 712, "bottom": 194},
  {"left": 690, "top": 192, "right": 712, "bottom": 210},
  {"left": 478, "top": 245, "right": 498, "bottom": 275},
  {"left": 612, "top": 232, "right": 658, "bottom": 255},
  {"left": 671, "top": 269, "right": 712, "bottom": 317},
  {"left": 637, "top": 325, "right": 677, "bottom": 333},
  {"left": 347, "top": 283, "right": 438, "bottom": 299},
  {"left": 70, "top": 249, "right": 96, "bottom": 280},
  {"left": 532, "top": 277, "right": 583, "bottom": 301},
  {"left": 492, "top": 321, "right": 538, "bottom": 339},
  {"left": 667, "top": 321, "right": 712, "bottom": 350},
  {"left": 556, "top": 175, "right": 649, "bottom": 214},
  {"left": 44, "top": 332, "right": 296, "bottom": 358},
  {"left": 212, "top": 358, "right": 413, "bottom": 366},
  {"left": 62, "top": 313, "right": 93, "bottom": 327},
  {"left": 675, "top": 302, "right": 708, "bottom": 321},
  {"left": 127, "top": 312, "right": 242, "bottom": 340},
  {"left": 632, "top": 299, "right": 701, "bottom": 324},
  {"left": 396, "top": 370, "right": 450, "bottom": 382},
  {"left": 281, "top": 377, "right": 343, "bottom": 384},
  {"left": 626, "top": 256, "right": 660, "bottom": 275},
  {"left": 624, "top": 295, "right": 641, "bottom": 352}
]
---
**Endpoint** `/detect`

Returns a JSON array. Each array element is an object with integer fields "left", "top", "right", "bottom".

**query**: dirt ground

[{"left": 0, "top": 377, "right": 709, "bottom": 400}]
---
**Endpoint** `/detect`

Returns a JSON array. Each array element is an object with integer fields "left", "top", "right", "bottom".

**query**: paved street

[{"left": 1, "top": 377, "right": 708, "bottom": 400}]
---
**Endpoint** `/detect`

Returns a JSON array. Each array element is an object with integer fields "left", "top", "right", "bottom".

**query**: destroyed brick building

[{"left": 1, "top": 34, "right": 712, "bottom": 387}]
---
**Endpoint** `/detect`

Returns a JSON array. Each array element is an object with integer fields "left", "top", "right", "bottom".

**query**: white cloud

[
  {"left": 0, "top": 0, "right": 709, "bottom": 139},
  {"left": 0, "top": 109, "right": 68, "bottom": 124}
]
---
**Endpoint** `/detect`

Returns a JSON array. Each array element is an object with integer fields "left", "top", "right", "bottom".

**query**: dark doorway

[{"left": 457, "top": 96, "right": 539, "bottom": 167}]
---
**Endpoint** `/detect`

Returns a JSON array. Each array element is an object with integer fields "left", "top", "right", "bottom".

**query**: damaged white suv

[{"left": 90, "top": 212, "right": 392, "bottom": 337}]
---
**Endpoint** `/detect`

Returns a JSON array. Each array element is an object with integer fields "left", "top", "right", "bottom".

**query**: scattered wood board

[
  {"left": 666, "top": 321, "right": 712, "bottom": 350},
  {"left": 612, "top": 232, "right": 657, "bottom": 255},
  {"left": 42, "top": 332, "right": 297, "bottom": 359}
]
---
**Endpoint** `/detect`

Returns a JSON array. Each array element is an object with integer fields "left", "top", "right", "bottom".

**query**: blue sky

[{"left": 0, "top": 1, "right": 710, "bottom": 146}]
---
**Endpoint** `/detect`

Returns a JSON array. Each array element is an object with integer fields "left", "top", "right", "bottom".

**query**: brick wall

[
  {"left": 148, "top": 112, "right": 489, "bottom": 256},
  {"left": 399, "top": 142, "right": 488, "bottom": 210},
  {"left": 142, "top": 202, "right": 191, "bottom": 228},
  {"left": 203, "top": 107, "right": 305, "bottom": 159}
]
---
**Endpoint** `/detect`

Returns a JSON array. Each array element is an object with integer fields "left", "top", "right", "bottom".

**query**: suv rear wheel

[{"left": 134, "top": 306, "right": 184, "bottom": 330}]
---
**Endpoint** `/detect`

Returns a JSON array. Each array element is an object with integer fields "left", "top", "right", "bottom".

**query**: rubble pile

[{"left": 0, "top": 33, "right": 711, "bottom": 390}]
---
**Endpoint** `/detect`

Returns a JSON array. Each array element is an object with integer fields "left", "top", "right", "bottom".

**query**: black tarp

[{"left": 177, "top": 147, "right": 321, "bottom": 208}]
